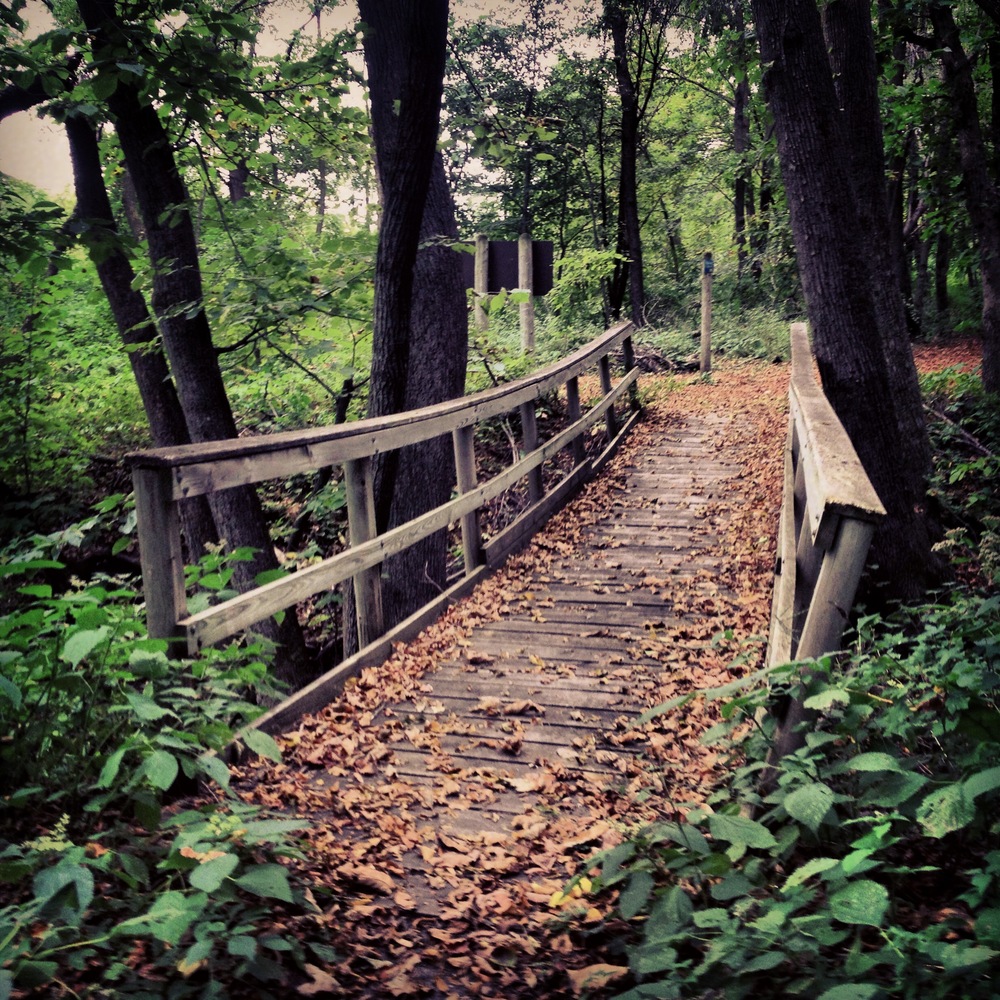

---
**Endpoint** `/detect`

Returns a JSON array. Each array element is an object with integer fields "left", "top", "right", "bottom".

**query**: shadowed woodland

[{"left": 1, "top": 1, "right": 999, "bottom": 997}]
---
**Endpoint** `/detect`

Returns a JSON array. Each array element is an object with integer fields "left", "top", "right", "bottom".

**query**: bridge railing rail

[
  {"left": 767, "top": 322, "right": 886, "bottom": 669},
  {"left": 129, "top": 322, "right": 640, "bottom": 711}
]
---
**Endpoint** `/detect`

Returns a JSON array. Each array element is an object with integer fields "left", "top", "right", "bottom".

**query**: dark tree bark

[
  {"left": 732, "top": 3, "right": 751, "bottom": 282},
  {"left": 606, "top": 4, "right": 646, "bottom": 327},
  {"left": 750, "top": 0, "right": 942, "bottom": 601},
  {"left": 352, "top": 0, "right": 466, "bottom": 644},
  {"left": 379, "top": 154, "right": 468, "bottom": 631},
  {"left": 76, "top": 0, "right": 310, "bottom": 685},
  {"left": 64, "top": 113, "right": 216, "bottom": 558},
  {"left": 821, "top": 0, "right": 931, "bottom": 483},
  {"left": 929, "top": 2, "right": 1000, "bottom": 393}
]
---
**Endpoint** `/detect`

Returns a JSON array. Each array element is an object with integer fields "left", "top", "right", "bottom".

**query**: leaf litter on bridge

[{"left": 233, "top": 359, "right": 791, "bottom": 998}]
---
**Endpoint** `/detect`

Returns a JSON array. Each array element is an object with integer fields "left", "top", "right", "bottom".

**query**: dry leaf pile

[{"left": 233, "top": 359, "right": 791, "bottom": 998}]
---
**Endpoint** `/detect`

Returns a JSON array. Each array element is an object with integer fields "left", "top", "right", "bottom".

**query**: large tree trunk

[
  {"left": 359, "top": 0, "right": 450, "bottom": 511},
  {"left": 348, "top": 0, "right": 465, "bottom": 650},
  {"left": 64, "top": 113, "right": 217, "bottom": 559},
  {"left": 750, "top": 0, "right": 942, "bottom": 601},
  {"left": 76, "top": 0, "right": 310, "bottom": 686},
  {"left": 929, "top": 2, "right": 1000, "bottom": 393},
  {"left": 821, "top": 0, "right": 931, "bottom": 483},
  {"left": 380, "top": 155, "right": 468, "bottom": 631}
]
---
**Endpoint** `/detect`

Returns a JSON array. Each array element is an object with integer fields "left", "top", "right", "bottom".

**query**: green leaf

[
  {"left": 817, "top": 986, "right": 880, "bottom": 1000},
  {"left": 143, "top": 750, "right": 179, "bottom": 791},
  {"left": 783, "top": 856, "right": 840, "bottom": 890},
  {"left": 61, "top": 627, "right": 110, "bottom": 667},
  {"left": 188, "top": 853, "right": 239, "bottom": 893},
  {"left": 96, "top": 746, "right": 128, "bottom": 789},
  {"left": 783, "top": 782, "right": 835, "bottom": 833},
  {"left": 196, "top": 753, "right": 231, "bottom": 789},
  {"left": 619, "top": 869, "right": 654, "bottom": 920},
  {"left": 802, "top": 687, "right": 850, "bottom": 710},
  {"left": 845, "top": 752, "right": 907, "bottom": 773},
  {"left": 18, "top": 584, "right": 52, "bottom": 598},
  {"left": 124, "top": 690, "right": 177, "bottom": 722},
  {"left": 242, "top": 727, "right": 282, "bottom": 763},
  {"left": 236, "top": 863, "right": 293, "bottom": 902},
  {"left": 918, "top": 783, "right": 975, "bottom": 838},
  {"left": 91, "top": 71, "right": 118, "bottom": 100},
  {"left": 742, "top": 951, "right": 786, "bottom": 972},
  {"left": 228, "top": 934, "right": 258, "bottom": 958},
  {"left": 829, "top": 880, "right": 889, "bottom": 926},
  {"left": 964, "top": 766, "right": 1000, "bottom": 801},
  {"left": 708, "top": 812, "right": 777, "bottom": 850}
]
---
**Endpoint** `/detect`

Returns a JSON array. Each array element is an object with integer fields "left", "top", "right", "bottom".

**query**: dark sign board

[{"left": 461, "top": 240, "right": 554, "bottom": 296}]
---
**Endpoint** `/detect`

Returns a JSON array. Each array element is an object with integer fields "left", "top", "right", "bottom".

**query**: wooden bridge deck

[
  {"left": 247, "top": 409, "right": 741, "bottom": 850},
  {"left": 381, "top": 412, "right": 735, "bottom": 834}
]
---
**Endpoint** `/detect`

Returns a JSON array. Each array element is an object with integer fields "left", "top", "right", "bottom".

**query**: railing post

[
  {"left": 519, "top": 400, "right": 543, "bottom": 503},
  {"left": 133, "top": 465, "right": 187, "bottom": 655},
  {"left": 599, "top": 354, "right": 619, "bottom": 438},
  {"left": 474, "top": 233, "right": 489, "bottom": 332},
  {"left": 343, "top": 457, "right": 384, "bottom": 649},
  {"left": 565, "top": 376, "right": 586, "bottom": 465},
  {"left": 700, "top": 251, "right": 713, "bottom": 374},
  {"left": 452, "top": 424, "right": 484, "bottom": 575},
  {"left": 518, "top": 232, "right": 535, "bottom": 353},
  {"left": 622, "top": 331, "right": 641, "bottom": 411}
]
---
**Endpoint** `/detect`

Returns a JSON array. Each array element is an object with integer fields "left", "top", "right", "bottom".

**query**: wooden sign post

[{"left": 700, "top": 251, "right": 713, "bottom": 374}]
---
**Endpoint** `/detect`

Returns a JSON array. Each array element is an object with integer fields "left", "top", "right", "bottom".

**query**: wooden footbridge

[{"left": 128, "top": 322, "right": 884, "bottom": 834}]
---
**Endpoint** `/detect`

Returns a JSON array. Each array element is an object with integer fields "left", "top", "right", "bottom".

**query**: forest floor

[{"left": 231, "top": 342, "right": 981, "bottom": 999}]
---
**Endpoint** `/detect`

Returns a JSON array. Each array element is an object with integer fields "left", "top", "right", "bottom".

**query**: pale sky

[{"left": 0, "top": 0, "right": 359, "bottom": 198}]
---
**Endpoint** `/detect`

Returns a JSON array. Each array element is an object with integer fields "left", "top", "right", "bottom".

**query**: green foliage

[
  {"left": 0, "top": 504, "right": 317, "bottom": 997},
  {"left": 922, "top": 366, "right": 1000, "bottom": 581},
  {"left": 580, "top": 585, "right": 1000, "bottom": 999}
]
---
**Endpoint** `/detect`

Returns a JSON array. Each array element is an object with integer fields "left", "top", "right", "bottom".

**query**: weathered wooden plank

[
  {"left": 130, "top": 321, "right": 634, "bottom": 478},
  {"left": 787, "top": 323, "right": 886, "bottom": 548}
]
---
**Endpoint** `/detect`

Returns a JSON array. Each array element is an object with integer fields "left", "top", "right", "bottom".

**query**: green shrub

[
  {"left": 575, "top": 585, "right": 1000, "bottom": 999},
  {"left": 0, "top": 503, "right": 321, "bottom": 998}
]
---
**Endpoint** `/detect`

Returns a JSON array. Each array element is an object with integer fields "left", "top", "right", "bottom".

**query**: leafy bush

[
  {"left": 0, "top": 504, "right": 321, "bottom": 998},
  {"left": 575, "top": 585, "right": 1000, "bottom": 999}
]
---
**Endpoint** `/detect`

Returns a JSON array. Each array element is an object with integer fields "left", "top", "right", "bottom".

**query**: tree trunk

[
  {"left": 750, "top": 0, "right": 942, "bottom": 602},
  {"left": 64, "top": 113, "right": 217, "bottom": 559},
  {"left": 929, "top": 2, "right": 1000, "bottom": 393},
  {"left": 607, "top": 6, "right": 646, "bottom": 328},
  {"left": 77, "top": 0, "right": 310, "bottom": 685},
  {"left": 347, "top": 0, "right": 462, "bottom": 652},
  {"left": 733, "top": 4, "right": 751, "bottom": 283},
  {"left": 380, "top": 154, "right": 468, "bottom": 631},
  {"left": 821, "top": 0, "right": 931, "bottom": 483}
]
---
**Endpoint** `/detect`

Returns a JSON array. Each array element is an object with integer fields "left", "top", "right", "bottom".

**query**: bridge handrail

[
  {"left": 767, "top": 322, "right": 886, "bottom": 669},
  {"left": 129, "top": 322, "right": 640, "bottom": 701}
]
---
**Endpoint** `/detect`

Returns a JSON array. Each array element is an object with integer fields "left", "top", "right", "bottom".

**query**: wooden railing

[
  {"left": 767, "top": 323, "right": 886, "bottom": 670},
  {"left": 129, "top": 322, "right": 640, "bottom": 716}
]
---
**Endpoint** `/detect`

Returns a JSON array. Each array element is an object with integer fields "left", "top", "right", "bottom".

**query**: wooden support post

[
  {"left": 474, "top": 233, "right": 489, "bottom": 332},
  {"left": 518, "top": 232, "right": 535, "bottom": 353},
  {"left": 565, "top": 376, "right": 586, "bottom": 465},
  {"left": 622, "top": 332, "right": 641, "bottom": 411},
  {"left": 343, "top": 457, "right": 384, "bottom": 649},
  {"left": 452, "top": 424, "right": 484, "bottom": 575},
  {"left": 519, "top": 400, "right": 543, "bottom": 503},
  {"left": 796, "top": 518, "right": 877, "bottom": 661},
  {"left": 700, "top": 251, "right": 713, "bottom": 374},
  {"left": 133, "top": 465, "right": 187, "bottom": 655},
  {"left": 599, "top": 354, "right": 619, "bottom": 439}
]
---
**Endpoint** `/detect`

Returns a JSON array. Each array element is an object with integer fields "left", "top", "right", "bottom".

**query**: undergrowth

[
  {"left": 570, "top": 367, "right": 1000, "bottom": 999},
  {"left": 0, "top": 501, "right": 325, "bottom": 999}
]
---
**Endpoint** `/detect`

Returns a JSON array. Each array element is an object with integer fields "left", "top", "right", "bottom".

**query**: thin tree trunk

[
  {"left": 607, "top": 7, "right": 646, "bottom": 327},
  {"left": 64, "top": 113, "right": 217, "bottom": 560},
  {"left": 930, "top": 2, "right": 1000, "bottom": 393},
  {"left": 77, "top": 0, "right": 310, "bottom": 685}
]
